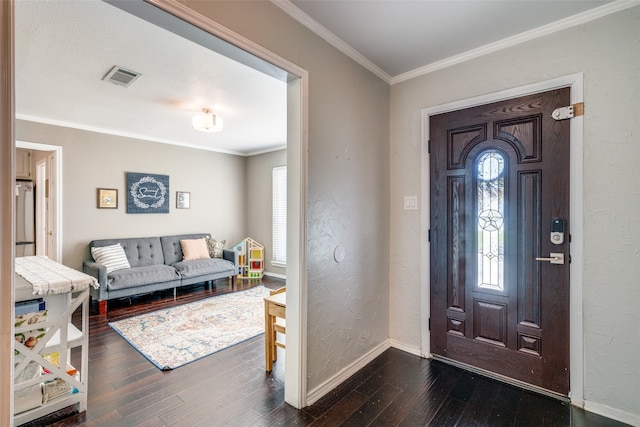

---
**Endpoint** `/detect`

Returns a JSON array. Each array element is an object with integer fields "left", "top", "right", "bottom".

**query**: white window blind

[{"left": 272, "top": 166, "right": 287, "bottom": 265}]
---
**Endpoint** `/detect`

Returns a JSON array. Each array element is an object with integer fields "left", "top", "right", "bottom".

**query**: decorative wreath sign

[{"left": 126, "top": 172, "right": 170, "bottom": 214}]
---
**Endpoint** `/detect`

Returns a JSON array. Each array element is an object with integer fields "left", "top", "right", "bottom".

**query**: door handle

[{"left": 535, "top": 253, "right": 564, "bottom": 264}]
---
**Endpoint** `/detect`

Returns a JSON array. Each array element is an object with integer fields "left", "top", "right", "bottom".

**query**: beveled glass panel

[
  {"left": 477, "top": 150, "right": 505, "bottom": 291},
  {"left": 448, "top": 176, "right": 465, "bottom": 311}
]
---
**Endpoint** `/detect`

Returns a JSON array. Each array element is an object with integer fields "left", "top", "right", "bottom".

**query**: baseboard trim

[
  {"left": 304, "top": 338, "right": 640, "bottom": 425},
  {"left": 306, "top": 340, "right": 391, "bottom": 406},
  {"left": 389, "top": 339, "right": 423, "bottom": 357},
  {"left": 583, "top": 400, "right": 640, "bottom": 426},
  {"left": 264, "top": 271, "right": 286, "bottom": 280}
]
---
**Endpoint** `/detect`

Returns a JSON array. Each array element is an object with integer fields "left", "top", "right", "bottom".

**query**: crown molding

[
  {"left": 16, "top": 114, "right": 250, "bottom": 156},
  {"left": 272, "top": 0, "right": 640, "bottom": 86},
  {"left": 391, "top": 0, "right": 640, "bottom": 84},
  {"left": 17, "top": 113, "right": 285, "bottom": 157},
  {"left": 271, "top": 0, "right": 392, "bottom": 84}
]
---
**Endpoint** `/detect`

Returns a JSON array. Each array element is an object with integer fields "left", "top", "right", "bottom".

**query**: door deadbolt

[{"left": 535, "top": 253, "right": 564, "bottom": 264}]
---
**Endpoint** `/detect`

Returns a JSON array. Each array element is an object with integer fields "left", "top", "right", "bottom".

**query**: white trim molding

[
  {"left": 16, "top": 114, "right": 250, "bottom": 157},
  {"left": 389, "top": 339, "right": 422, "bottom": 358},
  {"left": 393, "top": 0, "right": 640, "bottom": 84},
  {"left": 271, "top": 0, "right": 640, "bottom": 86},
  {"left": 306, "top": 340, "right": 391, "bottom": 406},
  {"left": 270, "top": 0, "right": 391, "bottom": 84},
  {"left": 142, "top": 0, "right": 311, "bottom": 408},
  {"left": 264, "top": 271, "right": 286, "bottom": 280},
  {"left": 1, "top": 1, "right": 15, "bottom": 424},
  {"left": 584, "top": 400, "right": 640, "bottom": 426},
  {"left": 17, "top": 115, "right": 288, "bottom": 158}
]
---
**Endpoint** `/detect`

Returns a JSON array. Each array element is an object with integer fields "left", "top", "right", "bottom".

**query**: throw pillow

[
  {"left": 91, "top": 244, "right": 131, "bottom": 273},
  {"left": 181, "top": 238, "right": 211, "bottom": 261},
  {"left": 206, "top": 238, "right": 226, "bottom": 258}
]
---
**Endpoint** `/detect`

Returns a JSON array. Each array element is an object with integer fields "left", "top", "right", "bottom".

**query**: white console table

[{"left": 13, "top": 257, "right": 96, "bottom": 426}]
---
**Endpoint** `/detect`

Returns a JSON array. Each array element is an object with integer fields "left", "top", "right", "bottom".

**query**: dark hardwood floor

[{"left": 22, "top": 277, "right": 630, "bottom": 427}]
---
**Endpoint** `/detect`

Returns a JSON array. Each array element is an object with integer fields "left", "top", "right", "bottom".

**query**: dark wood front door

[{"left": 429, "top": 88, "right": 571, "bottom": 395}]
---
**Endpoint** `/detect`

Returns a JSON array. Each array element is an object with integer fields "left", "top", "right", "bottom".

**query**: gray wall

[
  {"left": 246, "top": 149, "right": 286, "bottom": 277},
  {"left": 184, "top": 1, "right": 391, "bottom": 392},
  {"left": 16, "top": 120, "right": 247, "bottom": 270},
  {"left": 390, "top": 6, "right": 640, "bottom": 420}
]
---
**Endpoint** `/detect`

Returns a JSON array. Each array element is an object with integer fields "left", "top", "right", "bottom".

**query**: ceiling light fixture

[{"left": 192, "top": 108, "right": 223, "bottom": 132}]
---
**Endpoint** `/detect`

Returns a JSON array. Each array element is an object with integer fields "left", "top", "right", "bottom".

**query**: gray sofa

[{"left": 82, "top": 233, "right": 238, "bottom": 314}]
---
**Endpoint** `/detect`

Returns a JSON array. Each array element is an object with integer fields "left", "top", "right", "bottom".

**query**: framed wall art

[
  {"left": 176, "top": 191, "right": 191, "bottom": 209},
  {"left": 97, "top": 188, "right": 118, "bottom": 209},
  {"left": 126, "top": 172, "right": 170, "bottom": 214}
]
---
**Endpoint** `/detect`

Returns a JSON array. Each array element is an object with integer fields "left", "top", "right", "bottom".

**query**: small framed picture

[
  {"left": 97, "top": 188, "right": 118, "bottom": 209},
  {"left": 176, "top": 191, "right": 191, "bottom": 209}
]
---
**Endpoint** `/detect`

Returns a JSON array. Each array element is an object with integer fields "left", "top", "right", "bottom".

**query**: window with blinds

[{"left": 272, "top": 166, "right": 287, "bottom": 266}]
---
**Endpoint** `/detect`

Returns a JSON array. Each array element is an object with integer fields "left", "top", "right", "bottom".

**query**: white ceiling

[
  {"left": 16, "top": 0, "right": 628, "bottom": 155},
  {"left": 15, "top": 0, "right": 288, "bottom": 156}
]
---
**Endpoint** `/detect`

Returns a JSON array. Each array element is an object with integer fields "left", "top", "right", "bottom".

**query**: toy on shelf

[{"left": 233, "top": 238, "right": 264, "bottom": 279}]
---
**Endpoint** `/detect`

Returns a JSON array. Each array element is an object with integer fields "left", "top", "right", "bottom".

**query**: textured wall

[
  {"left": 390, "top": 6, "right": 640, "bottom": 421},
  {"left": 16, "top": 120, "right": 247, "bottom": 270},
  {"left": 246, "top": 149, "right": 286, "bottom": 277},
  {"left": 184, "top": 1, "right": 391, "bottom": 391}
]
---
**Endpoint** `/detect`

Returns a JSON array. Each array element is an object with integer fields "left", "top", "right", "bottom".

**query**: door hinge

[
  {"left": 428, "top": 229, "right": 431, "bottom": 242},
  {"left": 552, "top": 102, "right": 584, "bottom": 121},
  {"left": 428, "top": 139, "right": 431, "bottom": 153},
  {"left": 428, "top": 318, "right": 431, "bottom": 331}
]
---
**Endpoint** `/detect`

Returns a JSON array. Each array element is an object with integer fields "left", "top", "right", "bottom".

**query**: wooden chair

[{"left": 269, "top": 287, "right": 286, "bottom": 361}]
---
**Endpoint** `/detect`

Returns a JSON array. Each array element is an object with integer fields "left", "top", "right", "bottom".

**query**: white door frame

[
  {"left": 420, "top": 73, "right": 584, "bottom": 405},
  {"left": 46, "top": 151, "right": 57, "bottom": 257},
  {"left": 15, "top": 141, "right": 62, "bottom": 262},
  {"left": 144, "top": 0, "right": 309, "bottom": 408},
  {"left": 35, "top": 158, "right": 46, "bottom": 255}
]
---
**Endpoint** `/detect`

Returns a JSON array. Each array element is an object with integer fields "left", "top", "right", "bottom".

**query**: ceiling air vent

[{"left": 102, "top": 66, "right": 142, "bottom": 88}]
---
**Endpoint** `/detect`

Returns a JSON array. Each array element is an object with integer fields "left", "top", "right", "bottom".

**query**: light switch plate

[{"left": 404, "top": 196, "right": 418, "bottom": 210}]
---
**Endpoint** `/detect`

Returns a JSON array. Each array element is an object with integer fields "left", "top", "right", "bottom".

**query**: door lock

[
  {"left": 535, "top": 253, "right": 564, "bottom": 264},
  {"left": 550, "top": 218, "right": 565, "bottom": 245}
]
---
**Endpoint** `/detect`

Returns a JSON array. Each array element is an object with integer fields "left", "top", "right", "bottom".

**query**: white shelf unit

[{"left": 13, "top": 288, "right": 89, "bottom": 426}]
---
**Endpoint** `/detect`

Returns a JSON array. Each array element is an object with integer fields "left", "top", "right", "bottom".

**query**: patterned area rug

[{"left": 109, "top": 285, "right": 271, "bottom": 370}]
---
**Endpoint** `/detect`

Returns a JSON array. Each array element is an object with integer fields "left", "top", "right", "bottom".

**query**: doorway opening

[
  {"left": 102, "top": 0, "right": 309, "bottom": 408},
  {"left": 6, "top": 0, "right": 309, "bottom": 418},
  {"left": 15, "top": 141, "right": 62, "bottom": 262}
]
